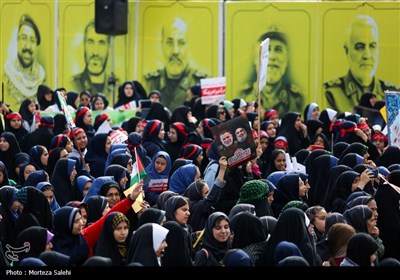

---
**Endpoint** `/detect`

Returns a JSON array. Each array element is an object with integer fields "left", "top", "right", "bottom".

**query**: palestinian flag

[{"left": 130, "top": 147, "right": 147, "bottom": 187}]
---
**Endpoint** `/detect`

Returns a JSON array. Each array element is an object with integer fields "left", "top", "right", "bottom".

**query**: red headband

[
  {"left": 56, "top": 134, "right": 63, "bottom": 147},
  {"left": 149, "top": 120, "right": 161, "bottom": 135},
  {"left": 172, "top": 122, "right": 188, "bottom": 137},
  {"left": 329, "top": 121, "right": 343, "bottom": 133},
  {"left": 74, "top": 107, "right": 89, "bottom": 123},
  {"left": 340, "top": 126, "right": 356, "bottom": 137},
  {"left": 357, "top": 122, "right": 369, "bottom": 130},
  {"left": 183, "top": 145, "right": 201, "bottom": 159},
  {"left": 372, "top": 133, "right": 388, "bottom": 142},
  {"left": 39, "top": 122, "right": 54, "bottom": 128},
  {"left": 70, "top": 127, "right": 85, "bottom": 140},
  {"left": 274, "top": 140, "right": 288, "bottom": 148},
  {"left": 96, "top": 113, "right": 109, "bottom": 124},
  {"left": 260, "top": 131, "right": 269, "bottom": 139},
  {"left": 6, "top": 112, "right": 22, "bottom": 120},
  {"left": 264, "top": 109, "right": 279, "bottom": 120}
]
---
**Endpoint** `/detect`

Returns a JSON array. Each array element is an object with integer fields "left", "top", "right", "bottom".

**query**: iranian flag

[{"left": 130, "top": 147, "right": 147, "bottom": 187}]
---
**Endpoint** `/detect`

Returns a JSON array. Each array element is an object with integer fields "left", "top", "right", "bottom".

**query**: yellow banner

[{"left": 1, "top": 0, "right": 55, "bottom": 110}]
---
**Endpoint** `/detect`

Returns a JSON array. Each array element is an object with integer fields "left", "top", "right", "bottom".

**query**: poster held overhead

[
  {"left": 200, "top": 77, "right": 226, "bottom": 105},
  {"left": 385, "top": 91, "right": 400, "bottom": 146},
  {"left": 211, "top": 115, "right": 256, "bottom": 168}
]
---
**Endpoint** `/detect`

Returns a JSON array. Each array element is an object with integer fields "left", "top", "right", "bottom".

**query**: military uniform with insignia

[
  {"left": 240, "top": 80, "right": 304, "bottom": 117},
  {"left": 144, "top": 66, "right": 207, "bottom": 110},
  {"left": 324, "top": 71, "right": 400, "bottom": 113},
  {"left": 72, "top": 68, "right": 115, "bottom": 103}
]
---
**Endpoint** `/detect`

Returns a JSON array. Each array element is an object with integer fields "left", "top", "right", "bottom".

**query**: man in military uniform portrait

[
  {"left": 324, "top": 14, "right": 400, "bottom": 113},
  {"left": 240, "top": 25, "right": 303, "bottom": 117},
  {"left": 144, "top": 17, "right": 208, "bottom": 111},
  {"left": 71, "top": 20, "right": 114, "bottom": 103},
  {"left": 3, "top": 14, "right": 45, "bottom": 105}
]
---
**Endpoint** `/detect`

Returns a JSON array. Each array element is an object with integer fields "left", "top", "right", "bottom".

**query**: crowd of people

[{"left": 0, "top": 80, "right": 399, "bottom": 268}]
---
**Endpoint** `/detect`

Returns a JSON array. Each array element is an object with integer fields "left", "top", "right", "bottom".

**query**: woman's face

[
  {"left": 105, "top": 136, "right": 112, "bottom": 154},
  {"left": 43, "top": 189, "right": 54, "bottom": 206},
  {"left": 298, "top": 177, "right": 307, "bottom": 197},
  {"left": 119, "top": 173, "right": 128, "bottom": 188},
  {"left": 28, "top": 101, "right": 36, "bottom": 113},
  {"left": 44, "top": 92, "right": 52, "bottom": 102},
  {"left": 124, "top": 84, "right": 134, "bottom": 98},
  {"left": 23, "top": 164, "right": 36, "bottom": 180},
  {"left": 212, "top": 219, "right": 231, "bottom": 243},
  {"left": 201, "top": 183, "right": 210, "bottom": 199},
  {"left": 94, "top": 98, "right": 105, "bottom": 110},
  {"left": 83, "top": 110, "right": 93, "bottom": 126},
  {"left": 194, "top": 168, "right": 201, "bottom": 181},
  {"left": 294, "top": 116, "right": 303, "bottom": 131},
  {"left": 362, "top": 151, "right": 370, "bottom": 163},
  {"left": 266, "top": 123, "right": 276, "bottom": 138},
  {"left": 135, "top": 121, "right": 144, "bottom": 135},
  {"left": 267, "top": 191, "right": 274, "bottom": 205},
  {"left": 82, "top": 182, "right": 92, "bottom": 198},
  {"left": 40, "top": 148, "right": 49, "bottom": 166},
  {"left": 311, "top": 107, "right": 320, "bottom": 120},
  {"left": 168, "top": 128, "right": 178, "bottom": 143},
  {"left": 367, "top": 199, "right": 379, "bottom": 222},
  {"left": 127, "top": 160, "right": 133, "bottom": 174},
  {"left": 72, "top": 212, "right": 84, "bottom": 235},
  {"left": 65, "top": 139, "right": 74, "bottom": 153},
  {"left": 274, "top": 152, "right": 286, "bottom": 171},
  {"left": 10, "top": 118, "right": 22, "bottom": 129},
  {"left": 0, "top": 138, "right": 10, "bottom": 152},
  {"left": 80, "top": 95, "right": 90, "bottom": 107},
  {"left": 268, "top": 115, "right": 280, "bottom": 128},
  {"left": 0, "top": 171, "right": 4, "bottom": 184},
  {"left": 314, "top": 135, "right": 325, "bottom": 146},
  {"left": 174, "top": 202, "right": 190, "bottom": 225},
  {"left": 351, "top": 176, "right": 361, "bottom": 192},
  {"left": 69, "top": 166, "right": 77, "bottom": 184},
  {"left": 313, "top": 209, "right": 328, "bottom": 233},
  {"left": 60, "top": 149, "right": 69, "bottom": 159},
  {"left": 366, "top": 215, "right": 377, "bottom": 236},
  {"left": 106, "top": 187, "right": 121, "bottom": 208},
  {"left": 259, "top": 138, "right": 268, "bottom": 152},
  {"left": 372, "top": 138, "right": 385, "bottom": 151},
  {"left": 196, "top": 122, "right": 204, "bottom": 136},
  {"left": 158, "top": 124, "right": 165, "bottom": 140},
  {"left": 113, "top": 221, "right": 129, "bottom": 243},
  {"left": 80, "top": 207, "right": 88, "bottom": 227},
  {"left": 74, "top": 132, "right": 88, "bottom": 149},
  {"left": 196, "top": 152, "right": 204, "bottom": 166},
  {"left": 154, "top": 157, "right": 167, "bottom": 174}
]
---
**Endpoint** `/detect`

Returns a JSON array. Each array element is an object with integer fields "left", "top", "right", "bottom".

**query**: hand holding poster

[{"left": 211, "top": 114, "right": 256, "bottom": 168}]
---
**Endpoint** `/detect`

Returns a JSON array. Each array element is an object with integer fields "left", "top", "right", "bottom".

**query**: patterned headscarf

[{"left": 112, "top": 212, "right": 130, "bottom": 231}]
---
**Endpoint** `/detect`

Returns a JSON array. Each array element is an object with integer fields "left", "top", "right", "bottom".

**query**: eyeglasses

[
  {"left": 218, "top": 111, "right": 226, "bottom": 115},
  {"left": 106, "top": 193, "right": 121, "bottom": 198}
]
